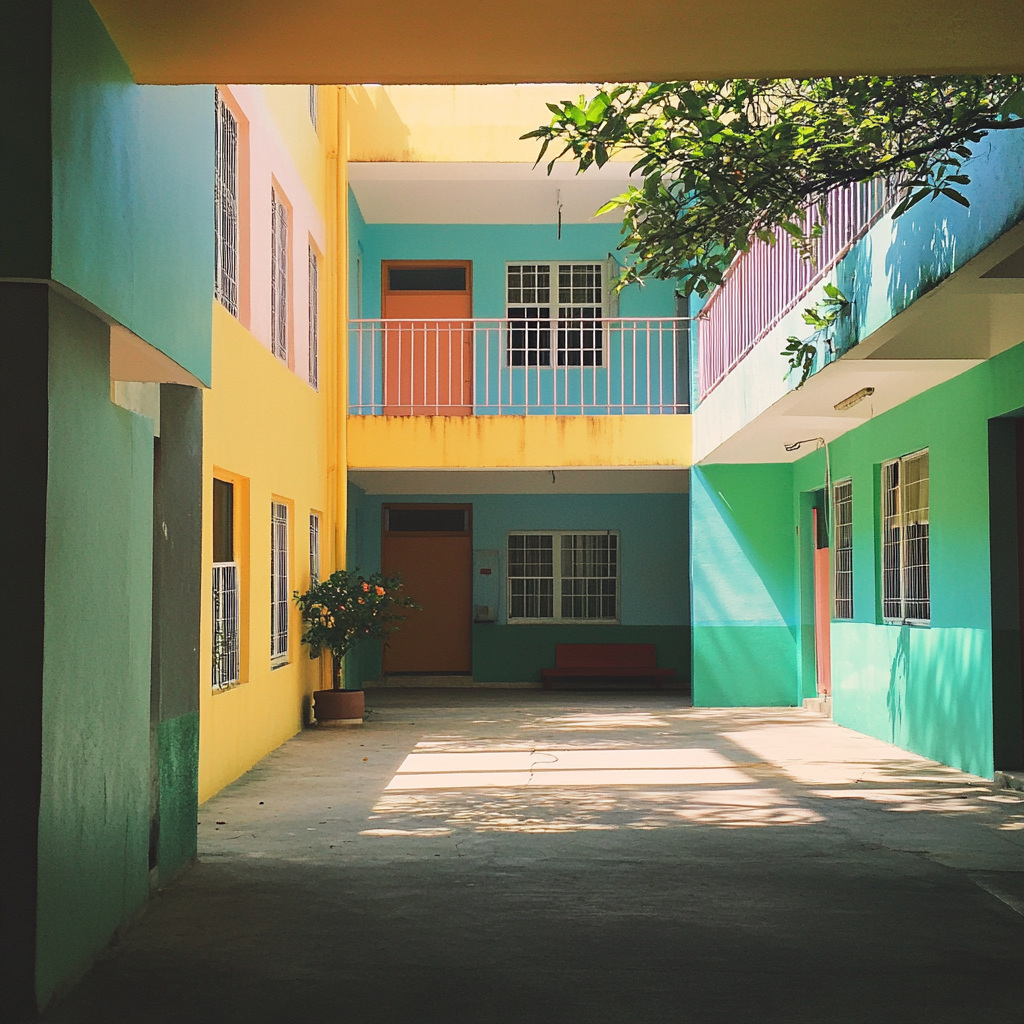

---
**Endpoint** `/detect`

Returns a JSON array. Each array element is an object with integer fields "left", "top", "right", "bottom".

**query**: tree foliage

[{"left": 524, "top": 77, "right": 1024, "bottom": 297}]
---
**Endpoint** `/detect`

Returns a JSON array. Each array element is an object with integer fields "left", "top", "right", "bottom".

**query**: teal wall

[
  {"left": 50, "top": 0, "right": 214, "bottom": 384},
  {"left": 691, "top": 342, "right": 1024, "bottom": 777},
  {"left": 348, "top": 189, "right": 677, "bottom": 320},
  {"left": 36, "top": 294, "right": 155, "bottom": 1007},
  {"left": 691, "top": 464, "right": 800, "bottom": 706},
  {"left": 347, "top": 484, "right": 689, "bottom": 684}
]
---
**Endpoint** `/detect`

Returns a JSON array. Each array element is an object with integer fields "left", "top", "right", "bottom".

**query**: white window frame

[
  {"left": 309, "top": 511, "right": 321, "bottom": 586},
  {"left": 833, "top": 478, "right": 853, "bottom": 620},
  {"left": 271, "top": 501, "right": 290, "bottom": 665},
  {"left": 214, "top": 90, "right": 239, "bottom": 317},
  {"left": 271, "top": 188, "right": 289, "bottom": 361},
  {"left": 507, "top": 530, "right": 620, "bottom": 623},
  {"left": 504, "top": 261, "right": 618, "bottom": 368},
  {"left": 308, "top": 244, "right": 319, "bottom": 389},
  {"left": 308, "top": 85, "right": 318, "bottom": 132},
  {"left": 881, "top": 449, "right": 930, "bottom": 625}
]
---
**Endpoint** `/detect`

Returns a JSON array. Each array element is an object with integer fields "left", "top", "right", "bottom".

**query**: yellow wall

[
  {"left": 199, "top": 305, "right": 334, "bottom": 801},
  {"left": 263, "top": 85, "right": 328, "bottom": 221},
  {"left": 346, "top": 85, "right": 638, "bottom": 164},
  {"left": 346, "top": 414, "right": 692, "bottom": 470}
]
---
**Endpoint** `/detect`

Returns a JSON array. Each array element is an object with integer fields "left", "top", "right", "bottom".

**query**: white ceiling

[
  {"left": 349, "top": 468, "right": 689, "bottom": 494},
  {"left": 348, "top": 162, "right": 641, "bottom": 224}
]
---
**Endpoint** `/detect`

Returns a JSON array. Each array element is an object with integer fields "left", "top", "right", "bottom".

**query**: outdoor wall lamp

[{"left": 834, "top": 386, "right": 875, "bottom": 411}]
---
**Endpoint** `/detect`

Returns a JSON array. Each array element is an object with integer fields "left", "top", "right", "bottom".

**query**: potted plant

[{"left": 294, "top": 568, "right": 418, "bottom": 724}]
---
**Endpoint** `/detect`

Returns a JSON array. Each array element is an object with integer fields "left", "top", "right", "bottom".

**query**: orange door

[
  {"left": 381, "top": 505, "right": 473, "bottom": 674},
  {"left": 382, "top": 262, "right": 473, "bottom": 415},
  {"left": 813, "top": 508, "right": 832, "bottom": 696}
]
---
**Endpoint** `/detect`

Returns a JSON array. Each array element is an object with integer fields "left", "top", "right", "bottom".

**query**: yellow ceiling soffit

[{"left": 92, "top": 0, "right": 1024, "bottom": 85}]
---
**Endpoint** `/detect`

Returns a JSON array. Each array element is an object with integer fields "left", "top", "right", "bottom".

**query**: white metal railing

[
  {"left": 212, "top": 562, "right": 240, "bottom": 690},
  {"left": 348, "top": 318, "right": 691, "bottom": 415}
]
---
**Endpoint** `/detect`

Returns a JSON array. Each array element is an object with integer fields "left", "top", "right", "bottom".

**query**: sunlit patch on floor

[
  {"left": 810, "top": 788, "right": 990, "bottom": 813},
  {"left": 384, "top": 746, "right": 754, "bottom": 790},
  {"left": 359, "top": 827, "right": 454, "bottom": 837},
  {"left": 522, "top": 711, "right": 670, "bottom": 731},
  {"left": 368, "top": 784, "right": 821, "bottom": 833}
]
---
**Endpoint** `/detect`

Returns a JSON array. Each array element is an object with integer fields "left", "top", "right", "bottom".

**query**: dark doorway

[{"left": 812, "top": 504, "right": 831, "bottom": 697}]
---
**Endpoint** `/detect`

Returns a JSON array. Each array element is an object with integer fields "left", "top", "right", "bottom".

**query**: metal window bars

[
  {"left": 214, "top": 91, "right": 239, "bottom": 317},
  {"left": 271, "top": 189, "right": 288, "bottom": 361},
  {"left": 882, "top": 451, "right": 930, "bottom": 624},
  {"left": 833, "top": 480, "right": 853, "bottom": 619},
  {"left": 348, "top": 317, "right": 691, "bottom": 415},
  {"left": 560, "top": 533, "right": 618, "bottom": 620},
  {"left": 308, "top": 246, "right": 318, "bottom": 388},
  {"left": 309, "top": 512, "right": 320, "bottom": 586},
  {"left": 271, "top": 502, "right": 289, "bottom": 662},
  {"left": 212, "top": 562, "right": 240, "bottom": 689}
]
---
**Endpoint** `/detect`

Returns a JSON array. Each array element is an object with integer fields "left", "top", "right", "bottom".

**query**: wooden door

[
  {"left": 382, "top": 262, "right": 473, "bottom": 415},
  {"left": 813, "top": 508, "right": 832, "bottom": 696},
  {"left": 381, "top": 505, "right": 473, "bottom": 674}
]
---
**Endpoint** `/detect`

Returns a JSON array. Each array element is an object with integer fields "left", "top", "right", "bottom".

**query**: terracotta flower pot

[{"left": 313, "top": 689, "right": 364, "bottom": 725}]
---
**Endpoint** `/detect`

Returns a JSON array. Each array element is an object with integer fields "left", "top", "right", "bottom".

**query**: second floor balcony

[{"left": 348, "top": 317, "right": 691, "bottom": 417}]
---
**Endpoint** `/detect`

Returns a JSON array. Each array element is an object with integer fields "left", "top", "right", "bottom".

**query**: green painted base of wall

[
  {"left": 831, "top": 622, "right": 994, "bottom": 779},
  {"left": 156, "top": 711, "right": 199, "bottom": 885},
  {"left": 692, "top": 625, "right": 799, "bottom": 706},
  {"left": 472, "top": 624, "right": 689, "bottom": 684}
]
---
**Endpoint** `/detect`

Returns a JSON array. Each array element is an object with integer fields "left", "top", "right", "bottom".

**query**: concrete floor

[{"left": 47, "top": 691, "right": 1024, "bottom": 1023}]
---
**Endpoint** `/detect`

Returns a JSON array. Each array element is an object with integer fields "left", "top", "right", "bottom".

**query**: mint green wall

[
  {"left": 347, "top": 483, "right": 689, "bottom": 685},
  {"left": 50, "top": 0, "right": 213, "bottom": 384},
  {"left": 691, "top": 464, "right": 800, "bottom": 706},
  {"left": 36, "top": 294, "right": 155, "bottom": 1007},
  {"left": 794, "top": 342, "right": 1024, "bottom": 778}
]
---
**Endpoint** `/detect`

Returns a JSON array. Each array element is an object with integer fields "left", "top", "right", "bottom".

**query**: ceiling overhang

[
  {"left": 349, "top": 468, "right": 689, "bottom": 495},
  {"left": 91, "top": 1, "right": 1024, "bottom": 85},
  {"left": 348, "top": 162, "right": 639, "bottom": 224}
]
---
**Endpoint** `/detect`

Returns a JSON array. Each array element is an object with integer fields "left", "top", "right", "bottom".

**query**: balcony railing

[
  {"left": 349, "top": 318, "right": 691, "bottom": 416},
  {"left": 697, "top": 177, "right": 899, "bottom": 401}
]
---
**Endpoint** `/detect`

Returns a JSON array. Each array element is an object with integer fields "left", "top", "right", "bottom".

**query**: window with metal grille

[
  {"left": 308, "top": 246, "right": 318, "bottom": 388},
  {"left": 507, "top": 531, "right": 618, "bottom": 622},
  {"left": 882, "top": 450, "right": 930, "bottom": 624},
  {"left": 271, "top": 188, "right": 289, "bottom": 361},
  {"left": 833, "top": 479, "right": 853, "bottom": 620},
  {"left": 214, "top": 91, "right": 239, "bottom": 317},
  {"left": 308, "top": 85, "right": 318, "bottom": 131},
  {"left": 212, "top": 478, "right": 239, "bottom": 689},
  {"left": 309, "top": 512, "right": 321, "bottom": 585},
  {"left": 271, "top": 501, "right": 290, "bottom": 663},
  {"left": 505, "top": 263, "right": 606, "bottom": 367},
  {"left": 557, "top": 264, "right": 603, "bottom": 367}
]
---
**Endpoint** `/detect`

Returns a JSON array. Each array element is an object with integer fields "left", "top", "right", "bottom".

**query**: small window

[
  {"left": 507, "top": 531, "right": 618, "bottom": 622},
  {"left": 271, "top": 188, "right": 289, "bottom": 361},
  {"left": 882, "top": 450, "right": 930, "bottom": 624},
  {"left": 833, "top": 479, "right": 853, "bottom": 620},
  {"left": 309, "top": 512, "right": 321, "bottom": 585},
  {"left": 271, "top": 501, "right": 290, "bottom": 664},
  {"left": 212, "top": 479, "right": 239, "bottom": 690},
  {"left": 388, "top": 266, "right": 467, "bottom": 291},
  {"left": 308, "top": 246, "right": 319, "bottom": 389},
  {"left": 385, "top": 508, "right": 469, "bottom": 533},
  {"left": 308, "top": 85, "right": 318, "bottom": 131},
  {"left": 214, "top": 91, "right": 239, "bottom": 317}
]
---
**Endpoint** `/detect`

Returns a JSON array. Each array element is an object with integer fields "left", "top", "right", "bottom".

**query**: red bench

[{"left": 541, "top": 643, "right": 677, "bottom": 690}]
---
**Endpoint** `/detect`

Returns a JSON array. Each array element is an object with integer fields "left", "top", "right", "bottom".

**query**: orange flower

[
  {"left": 375, "top": 586, "right": 385, "bottom": 596},
  {"left": 361, "top": 581, "right": 370, "bottom": 592},
  {"left": 357, "top": 597, "right": 365, "bottom": 604}
]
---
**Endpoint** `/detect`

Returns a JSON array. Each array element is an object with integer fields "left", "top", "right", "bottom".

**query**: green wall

[
  {"left": 50, "top": 0, "right": 214, "bottom": 384},
  {"left": 36, "top": 294, "right": 155, "bottom": 1007},
  {"left": 797, "top": 343, "right": 1024, "bottom": 778},
  {"left": 691, "top": 463, "right": 800, "bottom": 706},
  {"left": 692, "top": 342, "right": 1024, "bottom": 777}
]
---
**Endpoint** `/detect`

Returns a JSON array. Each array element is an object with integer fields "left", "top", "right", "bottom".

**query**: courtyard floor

[{"left": 46, "top": 690, "right": 1024, "bottom": 1023}]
